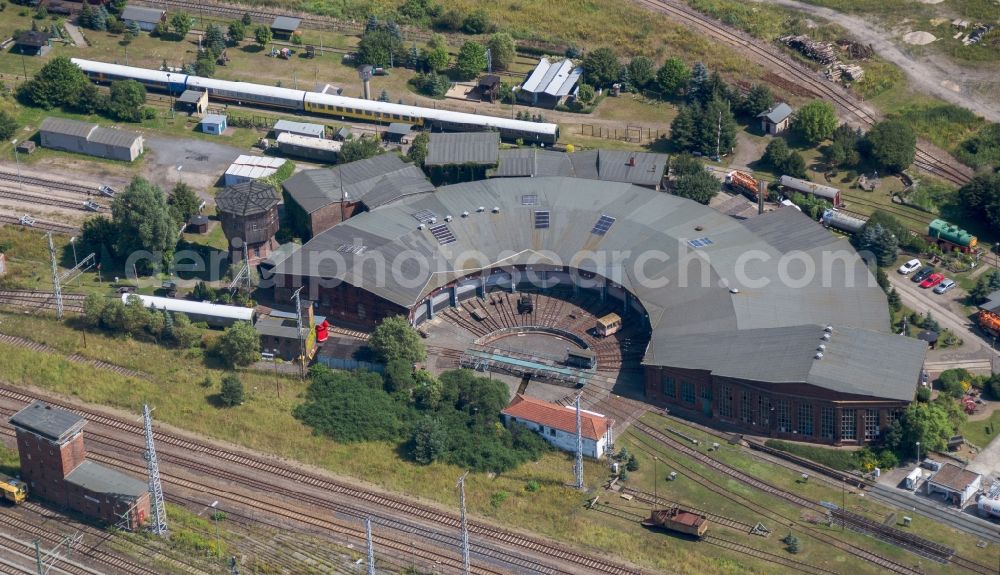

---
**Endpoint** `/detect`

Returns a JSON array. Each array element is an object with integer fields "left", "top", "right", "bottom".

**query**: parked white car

[{"left": 898, "top": 259, "right": 922, "bottom": 275}]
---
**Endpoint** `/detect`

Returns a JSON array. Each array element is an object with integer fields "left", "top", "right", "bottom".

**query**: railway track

[
  {"left": 0, "top": 213, "right": 79, "bottom": 235},
  {"left": 0, "top": 386, "right": 646, "bottom": 575},
  {"left": 0, "top": 189, "right": 106, "bottom": 213},
  {"left": 839, "top": 192, "right": 933, "bottom": 228},
  {"left": 616, "top": 486, "right": 756, "bottom": 533},
  {"left": 0, "top": 172, "right": 101, "bottom": 197},
  {"left": 0, "top": 291, "right": 86, "bottom": 313},
  {"left": 632, "top": 0, "right": 973, "bottom": 187},
  {"left": 0, "top": 332, "right": 145, "bottom": 378}
]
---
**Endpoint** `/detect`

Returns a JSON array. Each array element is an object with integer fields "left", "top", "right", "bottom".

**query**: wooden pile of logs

[{"left": 780, "top": 35, "right": 837, "bottom": 64}]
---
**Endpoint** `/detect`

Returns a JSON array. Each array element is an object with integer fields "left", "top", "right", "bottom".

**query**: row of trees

[
  {"left": 82, "top": 293, "right": 201, "bottom": 347},
  {"left": 818, "top": 118, "right": 917, "bottom": 173},
  {"left": 669, "top": 155, "right": 720, "bottom": 205},
  {"left": 19, "top": 57, "right": 155, "bottom": 122},
  {"left": 957, "top": 174, "right": 1000, "bottom": 235}
]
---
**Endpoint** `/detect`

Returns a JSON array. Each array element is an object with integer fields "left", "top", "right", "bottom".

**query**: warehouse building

[
  {"left": 424, "top": 132, "right": 500, "bottom": 184},
  {"left": 39, "top": 117, "right": 144, "bottom": 162},
  {"left": 519, "top": 58, "right": 582, "bottom": 107},
  {"left": 271, "top": 177, "right": 925, "bottom": 445},
  {"left": 282, "top": 153, "right": 433, "bottom": 238},
  {"left": 121, "top": 6, "right": 166, "bottom": 32},
  {"left": 502, "top": 395, "right": 612, "bottom": 458},
  {"left": 216, "top": 180, "right": 280, "bottom": 263},
  {"left": 10, "top": 401, "right": 150, "bottom": 529}
]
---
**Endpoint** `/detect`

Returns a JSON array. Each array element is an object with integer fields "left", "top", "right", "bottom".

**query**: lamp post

[
  {"left": 11, "top": 140, "right": 22, "bottom": 189},
  {"left": 166, "top": 73, "right": 175, "bottom": 118},
  {"left": 70, "top": 237, "right": 78, "bottom": 267},
  {"left": 510, "top": 87, "right": 519, "bottom": 119},
  {"left": 209, "top": 500, "right": 221, "bottom": 559}
]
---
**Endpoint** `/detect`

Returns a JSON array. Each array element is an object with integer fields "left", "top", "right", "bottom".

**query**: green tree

[
  {"left": 170, "top": 12, "right": 193, "bottom": 37},
  {"left": 958, "top": 174, "right": 1000, "bottom": 233},
  {"left": 696, "top": 96, "right": 737, "bottom": 157},
  {"left": 339, "top": 136, "right": 383, "bottom": 164},
  {"left": 656, "top": 57, "right": 690, "bottom": 96},
  {"left": 171, "top": 312, "right": 201, "bottom": 348},
  {"left": 454, "top": 40, "right": 487, "bottom": 81},
  {"left": 100, "top": 299, "right": 126, "bottom": 331},
  {"left": 216, "top": 321, "right": 260, "bottom": 367},
  {"left": 670, "top": 153, "right": 703, "bottom": 177},
  {"left": 857, "top": 222, "right": 899, "bottom": 267},
  {"left": 422, "top": 44, "right": 450, "bottom": 72},
  {"left": 581, "top": 47, "right": 620, "bottom": 88},
  {"left": 106, "top": 79, "right": 146, "bottom": 122},
  {"left": 126, "top": 20, "right": 141, "bottom": 40},
  {"left": 669, "top": 105, "right": 697, "bottom": 151},
  {"left": 407, "top": 131, "right": 429, "bottom": 165},
  {"left": 793, "top": 100, "right": 837, "bottom": 144},
  {"left": 122, "top": 294, "right": 152, "bottom": 335},
  {"left": 168, "top": 182, "right": 201, "bottom": 225},
  {"left": 227, "top": 21, "right": 245, "bottom": 43},
  {"left": 253, "top": 24, "right": 272, "bottom": 47},
  {"left": 887, "top": 288, "right": 902, "bottom": 313},
  {"left": 487, "top": 32, "right": 515, "bottom": 71},
  {"left": 686, "top": 62, "right": 710, "bottom": 103},
  {"left": 824, "top": 123, "right": 863, "bottom": 169},
  {"left": 108, "top": 0, "right": 127, "bottom": 15},
  {"left": 884, "top": 402, "right": 954, "bottom": 455},
  {"left": 742, "top": 84, "right": 774, "bottom": 118},
  {"left": 763, "top": 138, "right": 789, "bottom": 169},
  {"left": 111, "top": 177, "right": 176, "bottom": 274},
  {"left": 410, "top": 417, "right": 447, "bottom": 463},
  {"left": 358, "top": 27, "right": 403, "bottom": 68},
  {"left": 194, "top": 52, "right": 216, "bottom": 77},
  {"left": 673, "top": 169, "right": 719, "bottom": 205},
  {"left": 0, "top": 110, "right": 17, "bottom": 141},
  {"left": 461, "top": 9, "right": 490, "bottom": 34},
  {"left": 20, "top": 56, "right": 89, "bottom": 109},
  {"left": 219, "top": 373, "right": 245, "bottom": 407},
  {"left": 937, "top": 368, "right": 970, "bottom": 398},
  {"left": 204, "top": 23, "right": 226, "bottom": 57},
  {"left": 369, "top": 316, "right": 426, "bottom": 364},
  {"left": 781, "top": 151, "right": 807, "bottom": 179},
  {"left": 627, "top": 56, "right": 655, "bottom": 90},
  {"left": 864, "top": 120, "right": 916, "bottom": 173},
  {"left": 82, "top": 293, "right": 107, "bottom": 328},
  {"left": 577, "top": 84, "right": 595, "bottom": 104},
  {"left": 241, "top": 12, "right": 253, "bottom": 26}
]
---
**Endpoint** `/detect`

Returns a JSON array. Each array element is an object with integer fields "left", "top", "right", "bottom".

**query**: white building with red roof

[{"left": 501, "top": 395, "right": 613, "bottom": 458}]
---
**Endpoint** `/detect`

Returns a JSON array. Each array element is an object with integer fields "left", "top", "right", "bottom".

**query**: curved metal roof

[{"left": 273, "top": 177, "right": 924, "bottom": 399}]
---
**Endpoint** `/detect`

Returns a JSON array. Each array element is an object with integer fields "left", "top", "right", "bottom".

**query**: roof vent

[
  {"left": 417, "top": 223, "right": 425, "bottom": 230},
  {"left": 429, "top": 217, "right": 437, "bottom": 224},
  {"left": 695, "top": 225, "right": 704, "bottom": 232},
  {"left": 477, "top": 206, "right": 485, "bottom": 212},
  {"left": 444, "top": 215, "right": 453, "bottom": 222},
  {"left": 821, "top": 333, "right": 830, "bottom": 341},
  {"left": 814, "top": 352, "right": 824, "bottom": 360},
  {"left": 729, "top": 288, "right": 740, "bottom": 294},
  {"left": 461, "top": 211, "right": 469, "bottom": 217},
  {"left": 817, "top": 344, "right": 826, "bottom": 351},
  {"left": 492, "top": 206, "right": 501, "bottom": 213},
  {"left": 824, "top": 325, "right": 833, "bottom": 333}
]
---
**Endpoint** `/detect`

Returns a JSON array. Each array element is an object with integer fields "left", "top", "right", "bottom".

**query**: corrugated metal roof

[
  {"left": 200, "top": 114, "right": 227, "bottom": 126},
  {"left": 492, "top": 149, "right": 574, "bottom": 177},
  {"left": 124, "top": 294, "right": 254, "bottom": 321},
  {"left": 362, "top": 170, "right": 436, "bottom": 209},
  {"left": 216, "top": 181, "right": 279, "bottom": 216},
  {"left": 273, "top": 119, "right": 325, "bottom": 138},
  {"left": 282, "top": 153, "right": 422, "bottom": 213},
  {"left": 40, "top": 117, "right": 97, "bottom": 140},
  {"left": 177, "top": 90, "right": 205, "bottom": 104},
  {"left": 758, "top": 103, "right": 793, "bottom": 123},
  {"left": 595, "top": 150, "right": 666, "bottom": 186},
  {"left": 276, "top": 132, "right": 342, "bottom": 151},
  {"left": 64, "top": 460, "right": 148, "bottom": 498},
  {"left": 88, "top": 126, "right": 142, "bottom": 149},
  {"left": 121, "top": 6, "right": 164, "bottom": 23},
  {"left": 225, "top": 164, "right": 278, "bottom": 180},
  {"left": 232, "top": 155, "right": 286, "bottom": 168},
  {"left": 9, "top": 401, "right": 85, "bottom": 442},
  {"left": 425, "top": 132, "right": 500, "bottom": 166},
  {"left": 521, "top": 58, "right": 582, "bottom": 97},
  {"left": 255, "top": 316, "right": 307, "bottom": 339},
  {"left": 271, "top": 16, "right": 301, "bottom": 31}
]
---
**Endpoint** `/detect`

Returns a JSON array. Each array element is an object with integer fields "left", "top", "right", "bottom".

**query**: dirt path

[
  {"left": 63, "top": 23, "right": 88, "bottom": 48},
  {"left": 753, "top": 0, "right": 1000, "bottom": 122}
]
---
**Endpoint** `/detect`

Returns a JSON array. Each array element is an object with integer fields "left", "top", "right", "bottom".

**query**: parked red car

[{"left": 920, "top": 273, "right": 945, "bottom": 289}]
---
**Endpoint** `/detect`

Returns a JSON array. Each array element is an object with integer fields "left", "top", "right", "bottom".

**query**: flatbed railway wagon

[
  {"left": 0, "top": 473, "right": 27, "bottom": 505},
  {"left": 642, "top": 507, "right": 709, "bottom": 538}
]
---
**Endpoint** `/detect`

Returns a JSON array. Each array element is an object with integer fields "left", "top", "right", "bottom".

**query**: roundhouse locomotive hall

[{"left": 272, "top": 177, "right": 927, "bottom": 446}]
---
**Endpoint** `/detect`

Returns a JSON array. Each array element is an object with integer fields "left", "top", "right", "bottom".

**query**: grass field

[{"left": 959, "top": 410, "right": 1000, "bottom": 449}]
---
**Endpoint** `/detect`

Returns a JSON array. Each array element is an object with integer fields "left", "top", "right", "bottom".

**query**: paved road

[{"left": 887, "top": 271, "right": 995, "bottom": 371}]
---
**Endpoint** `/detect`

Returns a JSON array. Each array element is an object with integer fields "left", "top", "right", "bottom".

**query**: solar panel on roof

[
  {"left": 429, "top": 224, "right": 457, "bottom": 245},
  {"left": 521, "top": 194, "right": 538, "bottom": 205},
  {"left": 687, "top": 237, "right": 713, "bottom": 249},
  {"left": 534, "top": 210, "right": 550, "bottom": 229},
  {"left": 591, "top": 214, "right": 616, "bottom": 235},
  {"left": 413, "top": 209, "right": 438, "bottom": 223}
]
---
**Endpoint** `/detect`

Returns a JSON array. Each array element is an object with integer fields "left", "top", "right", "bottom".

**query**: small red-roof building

[{"left": 501, "top": 394, "right": 613, "bottom": 458}]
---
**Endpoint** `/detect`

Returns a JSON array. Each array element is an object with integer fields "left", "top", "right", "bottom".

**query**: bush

[
  {"left": 218, "top": 373, "right": 244, "bottom": 407},
  {"left": 525, "top": 480, "right": 540, "bottom": 492},
  {"left": 215, "top": 321, "right": 260, "bottom": 367},
  {"left": 489, "top": 491, "right": 508, "bottom": 508},
  {"left": 937, "top": 368, "right": 971, "bottom": 398},
  {"left": 368, "top": 316, "right": 426, "bottom": 364},
  {"left": 916, "top": 385, "right": 931, "bottom": 402}
]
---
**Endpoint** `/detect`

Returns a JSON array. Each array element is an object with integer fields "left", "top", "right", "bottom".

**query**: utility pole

[
  {"left": 34, "top": 532, "right": 82, "bottom": 575},
  {"left": 292, "top": 286, "right": 305, "bottom": 378},
  {"left": 715, "top": 110, "right": 722, "bottom": 162},
  {"left": 575, "top": 394, "right": 584, "bottom": 490},
  {"left": 143, "top": 404, "right": 169, "bottom": 536},
  {"left": 47, "top": 232, "right": 63, "bottom": 320},
  {"left": 365, "top": 517, "right": 375, "bottom": 575},
  {"left": 457, "top": 473, "right": 470, "bottom": 575}
]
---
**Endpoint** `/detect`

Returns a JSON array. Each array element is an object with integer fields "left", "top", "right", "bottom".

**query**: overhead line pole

[
  {"left": 457, "top": 472, "right": 470, "bottom": 575},
  {"left": 365, "top": 517, "right": 375, "bottom": 575},
  {"left": 575, "top": 393, "right": 584, "bottom": 490},
  {"left": 143, "top": 404, "right": 169, "bottom": 537}
]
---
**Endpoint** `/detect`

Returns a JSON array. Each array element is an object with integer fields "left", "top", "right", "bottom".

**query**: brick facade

[
  {"left": 644, "top": 366, "right": 909, "bottom": 446},
  {"left": 15, "top": 430, "right": 85, "bottom": 505},
  {"left": 276, "top": 276, "right": 408, "bottom": 328}
]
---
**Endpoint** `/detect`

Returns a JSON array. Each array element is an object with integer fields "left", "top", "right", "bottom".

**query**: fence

[{"left": 578, "top": 124, "right": 668, "bottom": 144}]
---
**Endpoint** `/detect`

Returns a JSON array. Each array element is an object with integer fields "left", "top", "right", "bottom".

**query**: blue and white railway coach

[{"left": 71, "top": 58, "right": 559, "bottom": 144}]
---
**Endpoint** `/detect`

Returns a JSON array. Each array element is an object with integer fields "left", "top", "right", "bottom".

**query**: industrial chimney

[{"left": 757, "top": 180, "right": 767, "bottom": 215}]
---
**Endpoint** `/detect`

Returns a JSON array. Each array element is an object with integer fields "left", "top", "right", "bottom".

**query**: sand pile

[{"left": 904, "top": 31, "right": 937, "bottom": 45}]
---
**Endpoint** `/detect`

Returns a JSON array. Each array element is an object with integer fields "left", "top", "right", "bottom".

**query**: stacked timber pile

[
  {"left": 837, "top": 40, "right": 875, "bottom": 60},
  {"left": 826, "top": 63, "right": 865, "bottom": 82},
  {"left": 780, "top": 35, "right": 837, "bottom": 64}
]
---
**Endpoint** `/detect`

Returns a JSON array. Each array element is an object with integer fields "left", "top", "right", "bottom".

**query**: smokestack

[
  {"left": 758, "top": 181, "right": 767, "bottom": 215},
  {"left": 363, "top": 78, "right": 371, "bottom": 100}
]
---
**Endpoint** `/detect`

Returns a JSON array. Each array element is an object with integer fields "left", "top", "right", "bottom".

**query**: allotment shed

[
  {"left": 758, "top": 103, "right": 793, "bottom": 135},
  {"left": 175, "top": 90, "right": 208, "bottom": 114},
  {"left": 270, "top": 16, "right": 301, "bottom": 39},
  {"left": 199, "top": 114, "right": 228, "bottom": 135},
  {"left": 121, "top": 6, "right": 165, "bottom": 32},
  {"left": 14, "top": 31, "right": 52, "bottom": 57}
]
